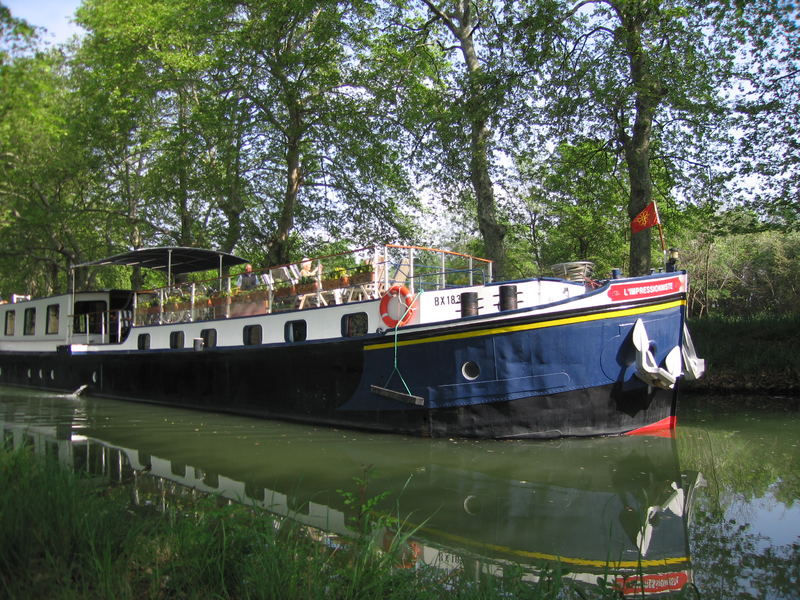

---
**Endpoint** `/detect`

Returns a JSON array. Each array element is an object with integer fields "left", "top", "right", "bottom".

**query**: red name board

[
  {"left": 607, "top": 277, "right": 683, "bottom": 301},
  {"left": 615, "top": 572, "right": 689, "bottom": 595}
]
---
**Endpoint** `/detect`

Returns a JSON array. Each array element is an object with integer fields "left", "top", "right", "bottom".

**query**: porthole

[
  {"left": 341, "top": 312, "right": 368, "bottom": 337},
  {"left": 461, "top": 361, "right": 480, "bottom": 381},
  {"left": 92, "top": 371, "right": 97, "bottom": 383},
  {"left": 50, "top": 369, "right": 55, "bottom": 381},
  {"left": 38, "top": 369, "right": 43, "bottom": 379},
  {"left": 463, "top": 494, "right": 482, "bottom": 515},
  {"left": 27, "top": 368, "right": 32, "bottom": 379}
]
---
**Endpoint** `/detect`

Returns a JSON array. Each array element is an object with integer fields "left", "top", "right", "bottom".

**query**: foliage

[
  {"left": 0, "top": 447, "right": 143, "bottom": 597},
  {"left": 510, "top": 0, "right": 744, "bottom": 274},
  {"left": 1, "top": 0, "right": 798, "bottom": 308},
  {"left": 683, "top": 313, "right": 800, "bottom": 394},
  {"left": 677, "top": 229, "right": 800, "bottom": 317},
  {"left": 513, "top": 139, "right": 632, "bottom": 277},
  {"left": 728, "top": 0, "right": 800, "bottom": 228}
]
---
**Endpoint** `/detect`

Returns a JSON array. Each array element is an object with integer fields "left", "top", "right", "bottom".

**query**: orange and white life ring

[{"left": 379, "top": 285, "right": 416, "bottom": 328}]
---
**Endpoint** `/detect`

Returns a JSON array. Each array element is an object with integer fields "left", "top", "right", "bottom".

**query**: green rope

[{"left": 383, "top": 289, "right": 423, "bottom": 396}]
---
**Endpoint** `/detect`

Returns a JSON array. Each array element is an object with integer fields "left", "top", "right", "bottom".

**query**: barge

[{"left": 0, "top": 244, "right": 704, "bottom": 438}]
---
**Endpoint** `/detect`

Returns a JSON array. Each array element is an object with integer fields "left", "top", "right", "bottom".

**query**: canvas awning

[{"left": 72, "top": 247, "right": 249, "bottom": 278}]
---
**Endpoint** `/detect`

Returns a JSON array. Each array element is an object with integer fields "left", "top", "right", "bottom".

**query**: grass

[
  {"left": 0, "top": 446, "right": 701, "bottom": 599},
  {"left": 684, "top": 314, "right": 800, "bottom": 395}
]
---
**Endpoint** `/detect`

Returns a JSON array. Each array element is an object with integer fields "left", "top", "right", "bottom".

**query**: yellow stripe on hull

[
  {"left": 366, "top": 299, "right": 686, "bottom": 352},
  {"left": 419, "top": 525, "right": 689, "bottom": 569}
]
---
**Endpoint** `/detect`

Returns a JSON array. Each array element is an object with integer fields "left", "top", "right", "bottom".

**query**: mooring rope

[{"left": 383, "top": 289, "right": 424, "bottom": 396}]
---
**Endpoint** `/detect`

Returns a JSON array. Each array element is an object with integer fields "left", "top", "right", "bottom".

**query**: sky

[{"left": 4, "top": 0, "right": 84, "bottom": 44}]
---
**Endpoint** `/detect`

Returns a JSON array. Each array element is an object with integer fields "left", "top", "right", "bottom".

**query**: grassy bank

[
  {"left": 1, "top": 447, "right": 683, "bottom": 600},
  {"left": 684, "top": 314, "right": 800, "bottom": 396}
]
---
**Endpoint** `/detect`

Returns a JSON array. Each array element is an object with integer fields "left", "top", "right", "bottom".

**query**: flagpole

[{"left": 653, "top": 201, "right": 666, "bottom": 252}]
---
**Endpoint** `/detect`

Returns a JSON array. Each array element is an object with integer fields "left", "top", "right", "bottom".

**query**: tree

[
  {"left": 74, "top": 0, "right": 237, "bottom": 255},
  {"left": 515, "top": 0, "right": 739, "bottom": 275},
  {"left": 0, "top": 9, "right": 117, "bottom": 294},
  {"left": 371, "top": 0, "right": 513, "bottom": 278},
  {"left": 514, "top": 139, "right": 631, "bottom": 277},
  {"left": 729, "top": 0, "right": 800, "bottom": 228},
  {"left": 230, "top": 0, "right": 419, "bottom": 265},
  {"left": 74, "top": 0, "right": 419, "bottom": 269}
]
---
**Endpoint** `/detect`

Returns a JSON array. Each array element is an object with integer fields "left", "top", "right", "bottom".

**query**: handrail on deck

[{"left": 130, "top": 245, "right": 493, "bottom": 326}]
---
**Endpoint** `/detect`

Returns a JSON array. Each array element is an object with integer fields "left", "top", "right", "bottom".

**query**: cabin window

[
  {"left": 137, "top": 334, "right": 150, "bottom": 350},
  {"left": 169, "top": 331, "right": 184, "bottom": 349},
  {"left": 201, "top": 328, "right": 217, "bottom": 348},
  {"left": 74, "top": 300, "right": 107, "bottom": 334},
  {"left": 4, "top": 311, "right": 15, "bottom": 336},
  {"left": 23, "top": 308, "right": 36, "bottom": 336},
  {"left": 46, "top": 304, "right": 60, "bottom": 334},
  {"left": 284, "top": 320, "right": 307, "bottom": 343},
  {"left": 341, "top": 312, "right": 368, "bottom": 337},
  {"left": 243, "top": 325, "right": 262, "bottom": 346}
]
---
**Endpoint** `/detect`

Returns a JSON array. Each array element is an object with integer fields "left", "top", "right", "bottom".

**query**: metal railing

[
  {"left": 71, "top": 309, "right": 132, "bottom": 344},
  {"left": 130, "top": 245, "right": 493, "bottom": 327}
]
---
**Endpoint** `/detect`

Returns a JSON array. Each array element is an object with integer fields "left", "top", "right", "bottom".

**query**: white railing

[{"left": 131, "top": 245, "right": 493, "bottom": 326}]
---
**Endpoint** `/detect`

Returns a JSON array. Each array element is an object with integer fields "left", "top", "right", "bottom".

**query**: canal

[{"left": 1, "top": 385, "right": 797, "bottom": 598}]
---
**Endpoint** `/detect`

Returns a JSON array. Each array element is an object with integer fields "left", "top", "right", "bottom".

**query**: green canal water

[{"left": 1, "top": 386, "right": 797, "bottom": 598}]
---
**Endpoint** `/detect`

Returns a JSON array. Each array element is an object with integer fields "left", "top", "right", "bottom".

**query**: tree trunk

[
  {"left": 266, "top": 113, "right": 302, "bottom": 267},
  {"left": 470, "top": 112, "right": 506, "bottom": 280},
  {"left": 624, "top": 104, "right": 656, "bottom": 276},
  {"left": 616, "top": 1, "right": 664, "bottom": 276},
  {"left": 429, "top": 0, "right": 506, "bottom": 279}
]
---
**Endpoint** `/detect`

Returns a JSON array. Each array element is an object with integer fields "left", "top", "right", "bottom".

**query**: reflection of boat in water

[{"left": 0, "top": 393, "right": 702, "bottom": 596}]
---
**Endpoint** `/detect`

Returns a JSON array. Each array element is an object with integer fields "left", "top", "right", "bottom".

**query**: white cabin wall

[{"left": 0, "top": 292, "right": 111, "bottom": 351}]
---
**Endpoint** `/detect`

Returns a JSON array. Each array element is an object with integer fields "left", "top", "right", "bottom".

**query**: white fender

[
  {"left": 632, "top": 319, "right": 678, "bottom": 389},
  {"left": 681, "top": 323, "right": 706, "bottom": 381},
  {"left": 664, "top": 345, "right": 683, "bottom": 381}
]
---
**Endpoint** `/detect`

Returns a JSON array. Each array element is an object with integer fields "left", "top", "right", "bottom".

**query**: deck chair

[
  {"left": 347, "top": 253, "right": 387, "bottom": 302},
  {"left": 267, "top": 266, "right": 297, "bottom": 312},
  {"left": 291, "top": 263, "right": 327, "bottom": 309},
  {"left": 388, "top": 257, "right": 412, "bottom": 289}
]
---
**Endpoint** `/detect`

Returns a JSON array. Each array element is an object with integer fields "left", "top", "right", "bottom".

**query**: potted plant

[
  {"left": 247, "top": 284, "right": 270, "bottom": 302},
  {"left": 142, "top": 298, "right": 160, "bottom": 312},
  {"left": 211, "top": 289, "right": 232, "bottom": 307},
  {"left": 295, "top": 275, "right": 318, "bottom": 295},
  {"left": 193, "top": 293, "right": 211, "bottom": 307},
  {"left": 164, "top": 294, "right": 184, "bottom": 312},
  {"left": 350, "top": 263, "right": 373, "bottom": 285},
  {"left": 323, "top": 266, "right": 349, "bottom": 290},
  {"left": 274, "top": 282, "right": 294, "bottom": 298}
]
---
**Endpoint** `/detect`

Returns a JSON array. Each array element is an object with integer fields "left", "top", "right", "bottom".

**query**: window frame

[
  {"left": 137, "top": 333, "right": 150, "bottom": 350},
  {"left": 46, "top": 304, "right": 60, "bottom": 335},
  {"left": 201, "top": 328, "right": 218, "bottom": 348},
  {"left": 341, "top": 312, "right": 369, "bottom": 337},
  {"left": 169, "top": 331, "right": 185, "bottom": 349},
  {"left": 242, "top": 325, "right": 262, "bottom": 346},
  {"left": 4, "top": 310, "right": 15, "bottom": 336},
  {"left": 23, "top": 308, "right": 36, "bottom": 336},
  {"left": 284, "top": 320, "right": 307, "bottom": 343}
]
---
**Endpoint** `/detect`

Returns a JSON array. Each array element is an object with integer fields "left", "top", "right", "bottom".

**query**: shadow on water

[{"left": 4, "top": 387, "right": 797, "bottom": 597}]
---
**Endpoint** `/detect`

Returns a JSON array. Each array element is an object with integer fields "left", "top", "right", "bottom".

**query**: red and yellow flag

[{"left": 630, "top": 201, "right": 660, "bottom": 234}]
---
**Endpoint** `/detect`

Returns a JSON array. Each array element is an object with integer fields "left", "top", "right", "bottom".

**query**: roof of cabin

[{"left": 72, "top": 247, "right": 249, "bottom": 275}]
